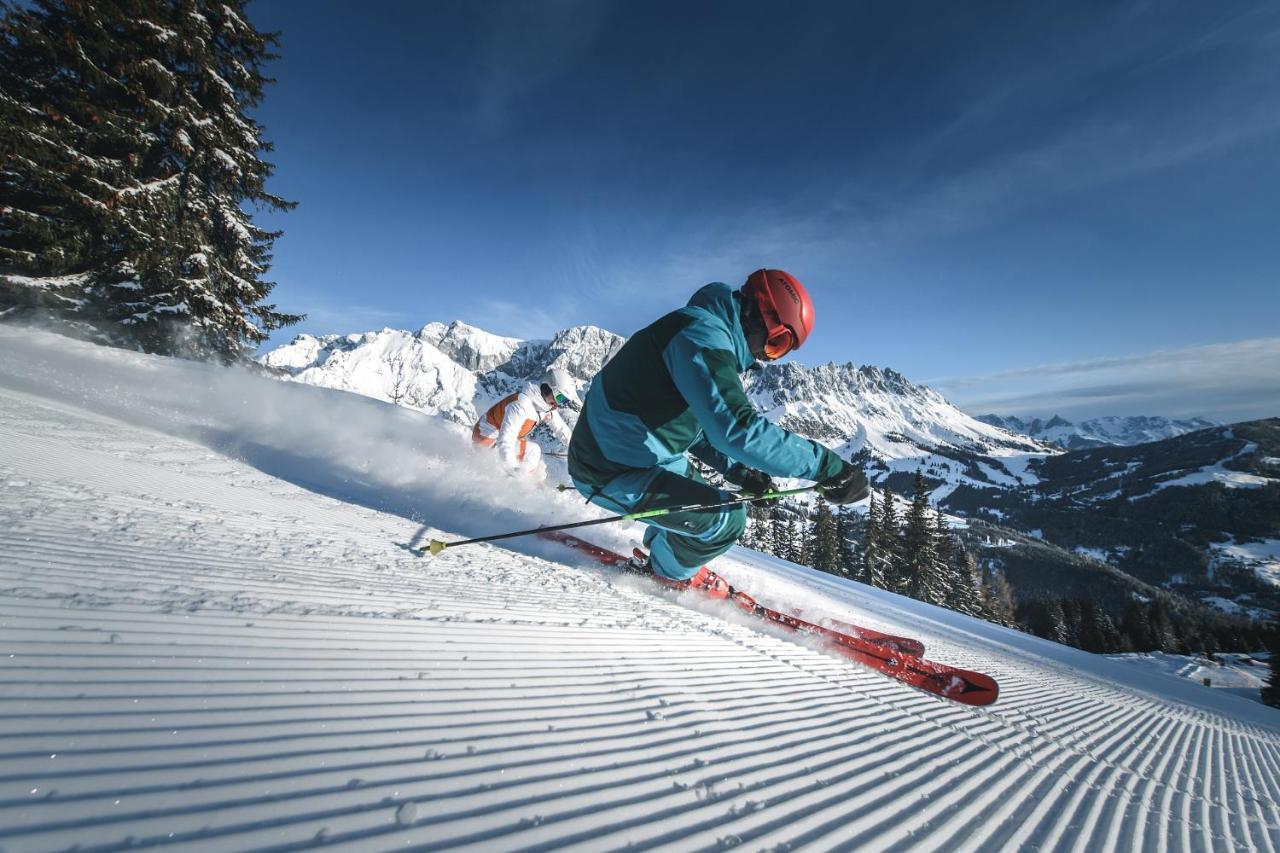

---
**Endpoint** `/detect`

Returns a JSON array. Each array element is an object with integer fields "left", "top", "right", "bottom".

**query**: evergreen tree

[
  {"left": 739, "top": 512, "right": 756, "bottom": 550},
  {"left": 935, "top": 513, "right": 979, "bottom": 614},
  {"left": 904, "top": 472, "right": 945, "bottom": 604},
  {"left": 1122, "top": 602, "right": 1156, "bottom": 650},
  {"left": 757, "top": 506, "right": 775, "bottom": 553},
  {"left": 770, "top": 511, "right": 790, "bottom": 561},
  {"left": 879, "top": 483, "right": 903, "bottom": 593},
  {"left": 835, "top": 506, "right": 857, "bottom": 577},
  {"left": 946, "top": 541, "right": 985, "bottom": 618},
  {"left": 1020, "top": 597, "right": 1071, "bottom": 645},
  {"left": 1262, "top": 651, "right": 1280, "bottom": 710},
  {"left": 0, "top": 0, "right": 301, "bottom": 360},
  {"left": 1060, "top": 598, "right": 1083, "bottom": 648},
  {"left": 1078, "top": 599, "right": 1123, "bottom": 653},
  {"left": 741, "top": 503, "right": 770, "bottom": 552},
  {"left": 858, "top": 491, "right": 886, "bottom": 587},
  {"left": 933, "top": 510, "right": 953, "bottom": 568},
  {"left": 786, "top": 515, "right": 803, "bottom": 564},
  {"left": 1046, "top": 598, "right": 1071, "bottom": 645},
  {"left": 981, "top": 564, "right": 1019, "bottom": 626},
  {"left": 1149, "top": 598, "right": 1180, "bottom": 651},
  {"left": 807, "top": 496, "right": 840, "bottom": 574}
]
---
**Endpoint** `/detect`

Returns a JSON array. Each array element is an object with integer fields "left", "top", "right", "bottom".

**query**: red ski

[
  {"left": 539, "top": 531, "right": 998, "bottom": 706},
  {"left": 792, "top": 613, "right": 925, "bottom": 658}
]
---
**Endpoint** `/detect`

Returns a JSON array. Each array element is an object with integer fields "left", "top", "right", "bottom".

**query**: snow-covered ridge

[
  {"left": 748, "top": 363, "right": 1040, "bottom": 452},
  {"left": 977, "top": 413, "right": 1217, "bottom": 449},
  {"left": 260, "top": 319, "right": 1055, "bottom": 491},
  {"left": 260, "top": 320, "right": 625, "bottom": 431}
]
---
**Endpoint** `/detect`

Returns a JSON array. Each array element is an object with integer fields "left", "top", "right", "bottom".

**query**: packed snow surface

[
  {"left": 1105, "top": 652, "right": 1274, "bottom": 704},
  {"left": 2, "top": 326, "right": 1279, "bottom": 852}
]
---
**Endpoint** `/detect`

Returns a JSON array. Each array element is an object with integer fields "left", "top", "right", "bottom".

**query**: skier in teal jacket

[{"left": 568, "top": 268, "right": 868, "bottom": 585}]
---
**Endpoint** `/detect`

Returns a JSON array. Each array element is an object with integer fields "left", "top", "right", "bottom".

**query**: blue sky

[{"left": 249, "top": 1, "right": 1280, "bottom": 421}]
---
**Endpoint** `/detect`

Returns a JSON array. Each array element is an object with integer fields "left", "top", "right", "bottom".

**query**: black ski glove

[
  {"left": 728, "top": 465, "right": 776, "bottom": 505},
  {"left": 819, "top": 462, "right": 870, "bottom": 505}
]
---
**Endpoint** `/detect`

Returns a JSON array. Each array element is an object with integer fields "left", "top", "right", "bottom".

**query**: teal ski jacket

[{"left": 569, "top": 282, "right": 845, "bottom": 491}]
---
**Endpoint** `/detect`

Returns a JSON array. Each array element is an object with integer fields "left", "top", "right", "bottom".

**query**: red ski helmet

[{"left": 741, "top": 268, "right": 814, "bottom": 359}]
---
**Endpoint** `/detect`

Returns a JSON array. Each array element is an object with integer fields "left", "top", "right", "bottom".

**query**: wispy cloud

[
  {"left": 290, "top": 301, "right": 422, "bottom": 337},
  {"left": 930, "top": 338, "right": 1280, "bottom": 422},
  {"left": 472, "top": 0, "right": 607, "bottom": 132},
  {"left": 468, "top": 297, "right": 567, "bottom": 342},
  {"left": 662, "top": 6, "right": 1280, "bottom": 267},
  {"left": 873, "top": 99, "right": 1280, "bottom": 249}
]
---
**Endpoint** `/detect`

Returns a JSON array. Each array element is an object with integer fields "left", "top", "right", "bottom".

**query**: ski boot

[{"left": 629, "top": 549, "right": 731, "bottom": 599}]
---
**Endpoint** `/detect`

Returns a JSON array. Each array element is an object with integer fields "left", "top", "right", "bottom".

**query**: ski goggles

[
  {"left": 755, "top": 293, "right": 797, "bottom": 360},
  {"left": 762, "top": 327, "right": 796, "bottom": 360},
  {"left": 541, "top": 383, "right": 576, "bottom": 409}
]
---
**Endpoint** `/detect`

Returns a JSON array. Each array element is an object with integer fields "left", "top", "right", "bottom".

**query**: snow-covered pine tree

[
  {"left": 0, "top": 0, "right": 300, "bottom": 360},
  {"left": 806, "top": 496, "right": 840, "bottom": 574},
  {"left": 945, "top": 542, "right": 982, "bottom": 617},
  {"left": 785, "top": 515, "right": 803, "bottom": 564},
  {"left": 858, "top": 491, "right": 885, "bottom": 587},
  {"left": 753, "top": 504, "right": 775, "bottom": 554},
  {"left": 835, "top": 505, "right": 857, "bottom": 577},
  {"left": 933, "top": 503, "right": 978, "bottom": 613},
  {"left": 740, "top": 503, "right": 765, "bottom": 552},
  {"left": 738, "top": 513, "right": 755, "bottom": 550},
  {"left": 770, "top": 510, "right": 790, "bottom": 561},
  {"left": 1058, "top": 599, "right": 1081, "bottom": 647},
  {"left": 931, "top": 509, "right": 949, "bottom": 563},
  {"left": 904, "top": 471, "right": 945, "bottom": 605},
  {"left": 1044, "top": 598, "right": 1071, "bottom": 646},
  {"left": 1078, "top": 599, "right": 1123, "bottom": 653},
  {"left": 930, "top": 511, "right": 983, "bottom": 617},
  {"left": 1148, "top": 598, "right": 1180, "bottom": 652},
  {"left": 878, "top": 482, "right": 904, "bottom": 593},
  {"left": 981, "top": 564, "right": 1018, "bottom": 626}
]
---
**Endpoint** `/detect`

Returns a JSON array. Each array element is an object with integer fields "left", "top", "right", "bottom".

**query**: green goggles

[{"left": 541, "top": 382, "right": 575, "bottom": 408}]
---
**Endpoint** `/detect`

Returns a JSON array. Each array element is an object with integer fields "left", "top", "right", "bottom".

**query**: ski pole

[{"left": 420, "top": 485, "right": 816, "bottom": 556}]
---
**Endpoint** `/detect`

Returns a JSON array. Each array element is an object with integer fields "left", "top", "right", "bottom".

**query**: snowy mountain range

[
  {"left": 976, "top": 413, "right": 1217, "bottom": 449},
  {"left": 260, "top": 320, "right": 1053, "bottom": 493},
  {"left": 260, "top": 321, "right": 624, "bottom": 433}
]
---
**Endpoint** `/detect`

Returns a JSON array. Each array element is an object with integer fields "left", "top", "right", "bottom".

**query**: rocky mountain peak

[
  {"left": 542, "top": 325, "right": 626, "bottom": 381},
  {"left": 417, "top": 320, "right": 520, "bottom": 372}
]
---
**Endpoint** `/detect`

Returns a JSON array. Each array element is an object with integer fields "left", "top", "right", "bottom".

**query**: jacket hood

[
  {"left": 519, "top": 381, "right": 553, "bottom": 414},
  {"left": 686, "top": 283, "right": 753, "bottom": 371}
]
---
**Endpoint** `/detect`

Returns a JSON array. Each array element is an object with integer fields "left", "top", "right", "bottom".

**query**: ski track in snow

[{"left": 2, "top": 335, "right": 1280, "bottom": 851}]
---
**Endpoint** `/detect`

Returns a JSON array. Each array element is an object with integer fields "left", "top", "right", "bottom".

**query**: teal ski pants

[{"left": 572, "top": 462, "right": 747, "bottom": 581}]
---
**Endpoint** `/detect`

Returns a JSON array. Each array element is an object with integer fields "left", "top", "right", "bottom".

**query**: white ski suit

[{"left": 472, "top": 382, "right": 572, "bottom": 478}]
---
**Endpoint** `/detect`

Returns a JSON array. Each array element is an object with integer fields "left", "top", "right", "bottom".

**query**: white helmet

[{"left": 540, "top": 367, "right": 580, "bottom": 409}]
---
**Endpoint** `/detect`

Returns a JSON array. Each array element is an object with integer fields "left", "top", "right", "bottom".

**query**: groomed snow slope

[{"left": 2, "top": 326, "right": 1279, "bottom": 852}]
